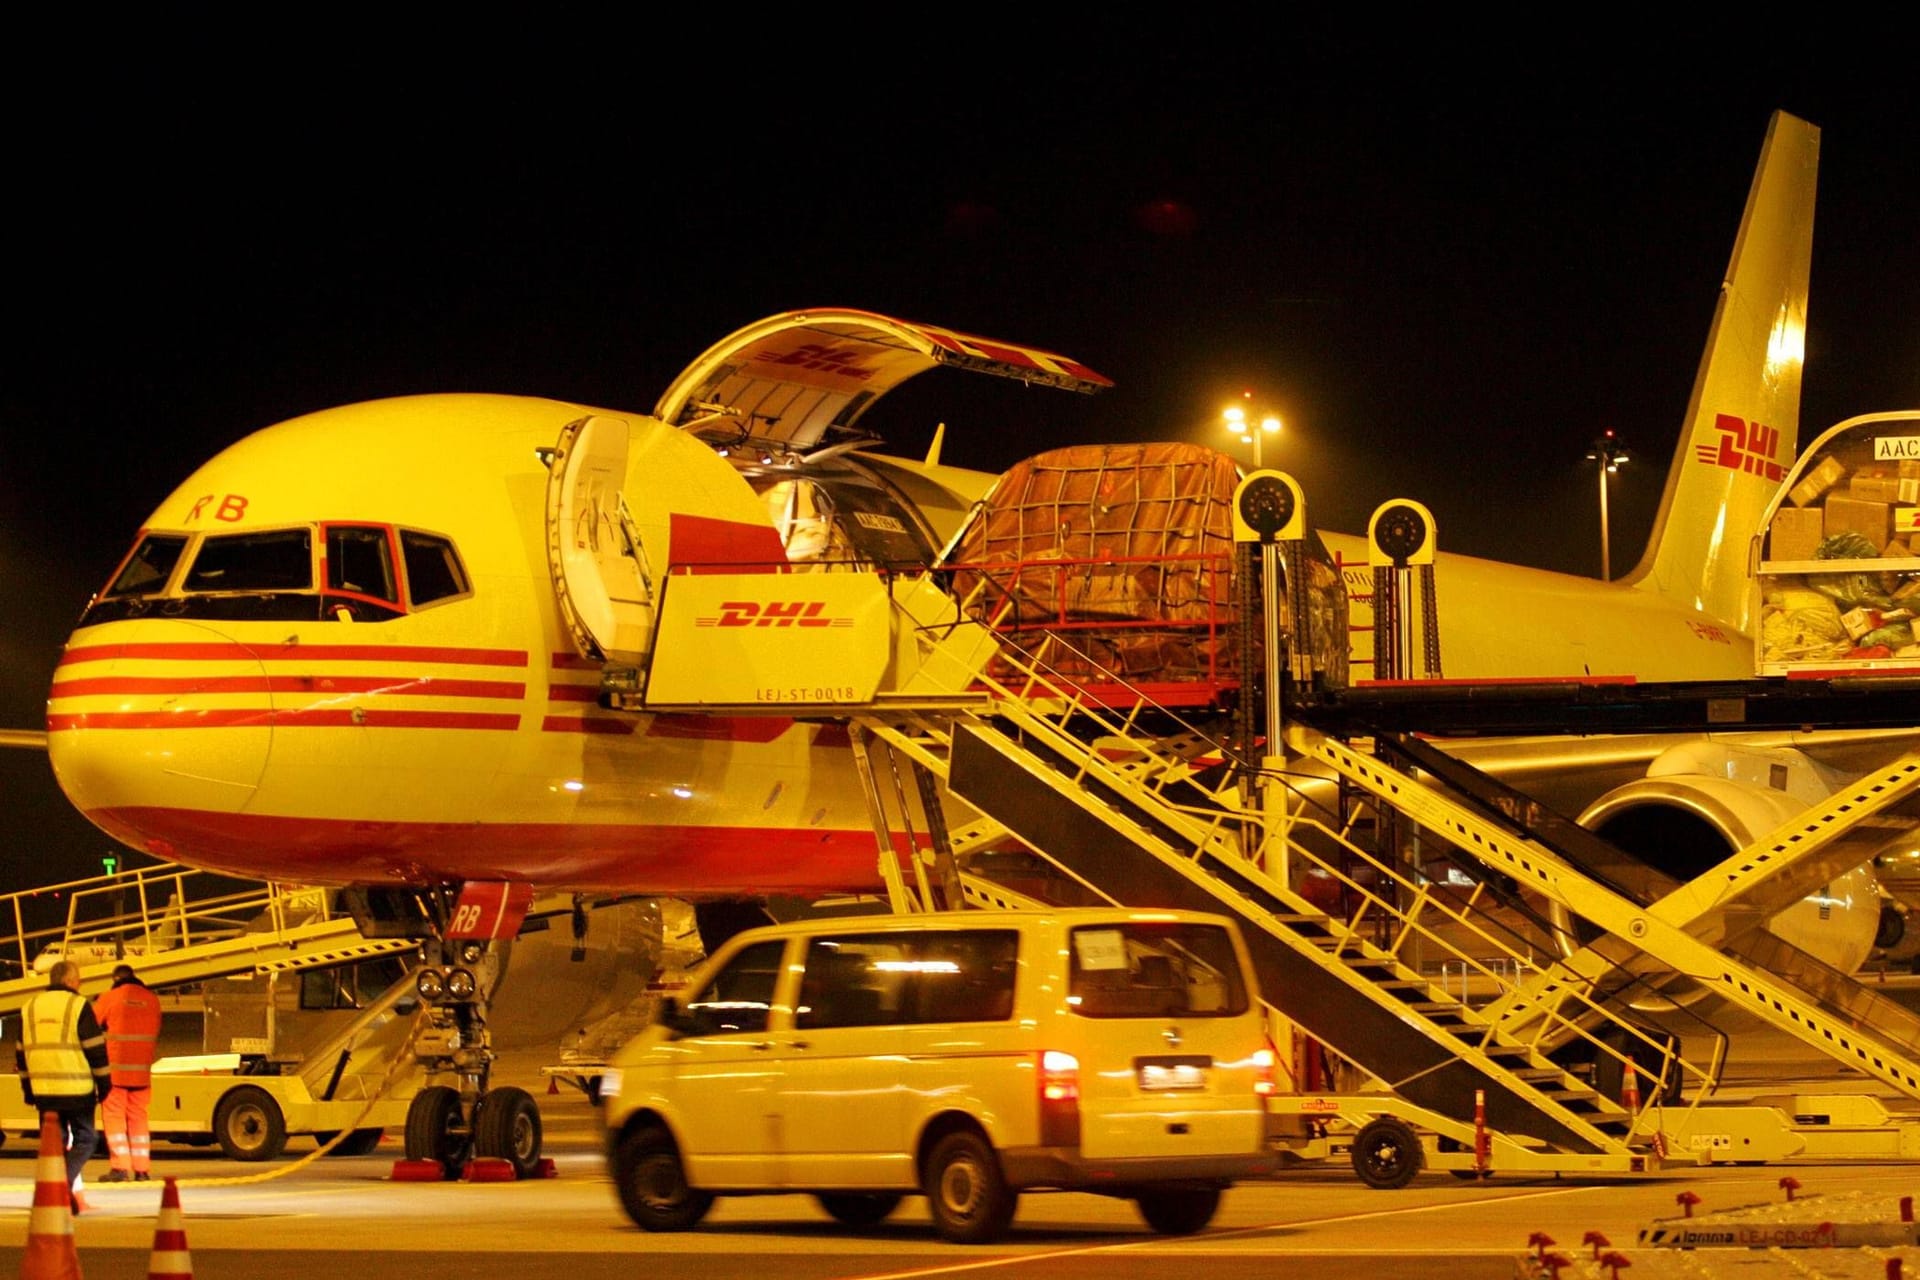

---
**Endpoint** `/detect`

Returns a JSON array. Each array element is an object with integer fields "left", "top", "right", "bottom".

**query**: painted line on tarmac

[{"left": 839, "top": 1186, "right": 1593, "bottom": 1279}]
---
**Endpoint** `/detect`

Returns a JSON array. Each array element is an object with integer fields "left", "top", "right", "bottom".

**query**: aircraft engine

[{"left": 1569, "top": 741, "right": 1884, "bottom": 985}]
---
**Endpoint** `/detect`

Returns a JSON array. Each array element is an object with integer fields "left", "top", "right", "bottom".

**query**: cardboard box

[
  {"left": 1824, "top": 493, "right": 1893, "bottom": 552},
  {"left": 1789, "top": 455, "right": 1847, "bottom": 507},
  {"left": 1850, "top": 475, "right": 1920, "bottom": 504},
  {"left": 1768, "top": 506, "right": 1825, "bottom": 561}
]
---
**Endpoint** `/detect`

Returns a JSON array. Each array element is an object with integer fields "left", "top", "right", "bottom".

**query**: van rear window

[
  {"left": 796, "top": 930, "right": 1019, "bottom": 1028},
  {"left": 1068, "top": 922, "right": 1248, "bottom": 1018}
]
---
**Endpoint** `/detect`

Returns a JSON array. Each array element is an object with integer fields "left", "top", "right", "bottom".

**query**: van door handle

[
  {"left": 788, "top": 1039, "right": 810, "bottom": 1050},
  {"left": 748, "top": 1041, "right": 773, "bottom": 1051}
]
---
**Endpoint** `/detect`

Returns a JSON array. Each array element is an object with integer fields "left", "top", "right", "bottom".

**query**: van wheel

[
  {"left": 1135, "top": 1187, "right": 1221, "bottom": 1235},
  {"left": 816, "top": 1193, "right": 902, "bottom": 1227},
  {"left": 213, "top": 1086, "right": 287, "bottom": 1161},
  {"left": 923, "top": 1131, "right": 1017, "bottom": 1244},
  {"left": 613, "top": 1126, "right": 713, "bottom": 1232},
  {"left": 1351, "top": 1116, "right": 1424, "bottom": 1189}
]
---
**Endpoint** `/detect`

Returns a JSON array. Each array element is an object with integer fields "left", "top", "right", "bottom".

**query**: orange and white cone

[
  {"left": 21, "top": 1112, "right": 83, "bottom": 1280},
  {"left": 146, "top": 1178, "right": 192, "bottom": 1280}
]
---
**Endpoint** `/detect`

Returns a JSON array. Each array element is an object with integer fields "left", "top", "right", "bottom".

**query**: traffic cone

[
  {"left": 21, "top": 1112, "right": 83, "bottom": 1280},
  {"left": 145, "top": 1178, "right": 192, "bottom": 1280}
]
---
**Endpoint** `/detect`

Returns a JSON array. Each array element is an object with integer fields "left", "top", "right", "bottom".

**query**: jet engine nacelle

[{"left": 1574, "top": 741, "right": 1882, "bottom": 979}]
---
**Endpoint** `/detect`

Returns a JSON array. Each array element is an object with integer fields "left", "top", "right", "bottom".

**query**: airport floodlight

[
  {"left": 1223, "top": 403, "right": 1282, "bottom": 468},
  {"left": 1585, "top": 430, "right": 1632, "bottom": 580}
]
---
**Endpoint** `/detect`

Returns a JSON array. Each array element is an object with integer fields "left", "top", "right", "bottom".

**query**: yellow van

[{"left": 601, "top": 907, "right": 1277, "bottom": 1243}]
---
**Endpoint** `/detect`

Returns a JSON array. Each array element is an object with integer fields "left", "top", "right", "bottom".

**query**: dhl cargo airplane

[{"left": 41, "top": 108, "right": 1902, "bottom": 1163}]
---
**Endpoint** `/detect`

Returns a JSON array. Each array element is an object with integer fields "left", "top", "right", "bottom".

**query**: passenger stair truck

[
  {"left": 629, "top": 433, "right": 1920, "bottom": 1185},
  {"left": 0, "top": 862, "right": 419, "bottom": 1159}
]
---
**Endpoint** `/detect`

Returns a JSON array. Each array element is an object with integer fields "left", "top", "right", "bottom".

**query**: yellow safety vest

[{"left": 21, "top": 990, "right": 96, "bottom": 1099}]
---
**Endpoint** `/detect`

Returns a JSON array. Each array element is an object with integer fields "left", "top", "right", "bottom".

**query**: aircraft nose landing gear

[{"left": 400, "top": 938, "right": 548, "bottom": 1180}]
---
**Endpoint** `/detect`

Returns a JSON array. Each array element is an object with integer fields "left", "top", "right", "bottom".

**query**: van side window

[
  {"left": 795, "top": 930, "right": 1018, "bottom": 1029},
  {"left": 682, "top": 940, "right": 785, "bottom": 1036},
  {"left": 1068, "top": 922, "right": 1248, "bottom": 1018}
]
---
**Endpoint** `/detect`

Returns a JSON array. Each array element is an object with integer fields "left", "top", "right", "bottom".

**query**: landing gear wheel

[
  {"left": 922, "top": 1131, "right": 1017, "bottom": 1244},
  {"left": 816, "top": 1193, "right": 902, "bottom": 1227},
  {"left": 613, "top": 1125, "right": 713, "bottom": 1231},
  {"left": 1135, "top": 1187, "right": 1221, "bottom": 1234},
  {"left": 213, "top": 1085, "right": 287, "bottom": 1161},
  {"left": 317, "top": 1127, "right": 386, "bottom": 1157},
  {"left": 472, "top": 1085, "right": 543, "bottom": 1178},
  {"left": 1351, "top": 1116, "right": 1424, "bottom": 1190},
  {"left": 404, "top": 1084, "right": 468, "bottom": 1177}
]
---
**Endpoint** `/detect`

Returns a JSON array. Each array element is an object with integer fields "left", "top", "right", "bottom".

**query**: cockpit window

[
  {"left": 102, "top": 534, "right": 188, "bottom": 598},
  {"left": 401, "top": 531, "right": 469, "bottom": 606},
  {"left": 326, "top": 526, "right": 398, "bottom": 602},
  {"left": 184, "top": 530, "right": 313, "bottom": 593},
  {"left": 78, "top": 524, "right": 470, "bottom": 627}
]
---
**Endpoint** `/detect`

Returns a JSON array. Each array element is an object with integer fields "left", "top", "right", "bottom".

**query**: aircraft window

[
  {"left": 401, "top": 531, "right": 469, "bottom": 606},
  {"left": 102, "top": 534, "right": 188, "bottom": 598},
  {"left": 184, "top": 529, "right": 313, "bottom": 593},
  {"left": 326, "top": 526, "right": 398, "bottom": 602}
]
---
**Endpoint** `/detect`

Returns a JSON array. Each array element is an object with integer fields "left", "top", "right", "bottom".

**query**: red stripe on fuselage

[
  {"left": 545, "top": 684, "right": 599, "bottom": 702},
  {"left": 50, "top": 675, "right": 526, "bottom": 699},
  {"left": 48, "top": 709, "right": 520, "bottom": 731},
  {"left": 550, "top": 652, "right": 600, "bottom": 671},
  {"left": 58, "top": 642, "right": 528, "bottom": 668},
  {"left": 541, "top": 715, "right": 635, "bottom": 734},
  {"left": 86, "top": 807, "right": 892, "bottom": 895}
]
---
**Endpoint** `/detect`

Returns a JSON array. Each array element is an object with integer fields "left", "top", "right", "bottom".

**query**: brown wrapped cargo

[{"left": 944, "top": 443, "right": 1242, "bottom": 699}]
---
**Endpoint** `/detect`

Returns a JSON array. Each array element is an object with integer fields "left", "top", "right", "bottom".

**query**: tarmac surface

[{"left": 2, "top": 1052, "right": 1918, "bottom": 1279}]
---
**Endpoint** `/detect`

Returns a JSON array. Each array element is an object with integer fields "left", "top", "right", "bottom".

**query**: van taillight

[
  {"left": 1039, "top": 1050, "right": 1081, "bottom": 1147},
  {"left": 1252, "top": 1038, "right": 1278, "bottom": 1100}
]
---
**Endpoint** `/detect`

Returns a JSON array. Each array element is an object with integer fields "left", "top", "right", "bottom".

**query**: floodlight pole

[{"left": 1586, "top": 431, "right": 1630, "bottom": 581}]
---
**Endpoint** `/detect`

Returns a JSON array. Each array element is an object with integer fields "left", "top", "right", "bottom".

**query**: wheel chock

[
  {"left": 390, "top": 1159, "right": 450, "bottom": 1182},
  {"left": 534, "top": 1157, "right": 558, "bottom": 1179},
  {"left": 463, "top": 1158, "right": 517, "bottom": 1182}
]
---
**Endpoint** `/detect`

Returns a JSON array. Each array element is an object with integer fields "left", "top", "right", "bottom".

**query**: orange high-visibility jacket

[{"left": 92, "top": 981, "right": 163, "bottom": 1087}]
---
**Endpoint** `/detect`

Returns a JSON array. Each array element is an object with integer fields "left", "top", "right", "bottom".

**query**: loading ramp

[{"left": 0, "top": 860, "right": 419, "bottom": 1016}]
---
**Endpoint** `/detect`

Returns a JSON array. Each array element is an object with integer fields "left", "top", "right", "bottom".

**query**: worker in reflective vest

[
  {"left": 16, "top": 958, "right": 110, "bottom": 1208},
  {"left": 92, "top": 962, "right": 163, "bottom": 1181}
]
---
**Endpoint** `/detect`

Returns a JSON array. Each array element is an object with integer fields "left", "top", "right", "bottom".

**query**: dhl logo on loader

[{"left": 698, "top": 601, "right": 854, "bottom": 628}]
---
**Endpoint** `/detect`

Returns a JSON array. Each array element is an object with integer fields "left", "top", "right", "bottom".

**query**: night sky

[{"left": 2, "top": 26, "right": 1916, "bottom": 885}]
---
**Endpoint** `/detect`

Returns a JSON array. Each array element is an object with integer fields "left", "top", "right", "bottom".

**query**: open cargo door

[
  {"left": 655, "top": 309, "right": 1111, "bottom": 454},
  {"left": 545, "top": 414, "right": 656, "bottom": 667}
]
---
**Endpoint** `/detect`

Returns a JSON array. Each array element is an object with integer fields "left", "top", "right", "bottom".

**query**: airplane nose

[{"left": 46, "top": 619, "right": 273, "bottom": 859}]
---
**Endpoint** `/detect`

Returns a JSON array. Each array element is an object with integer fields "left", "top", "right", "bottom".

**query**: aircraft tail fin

[{"left": 1623, "top": 110, "right": 1819, "bottom": 632}]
